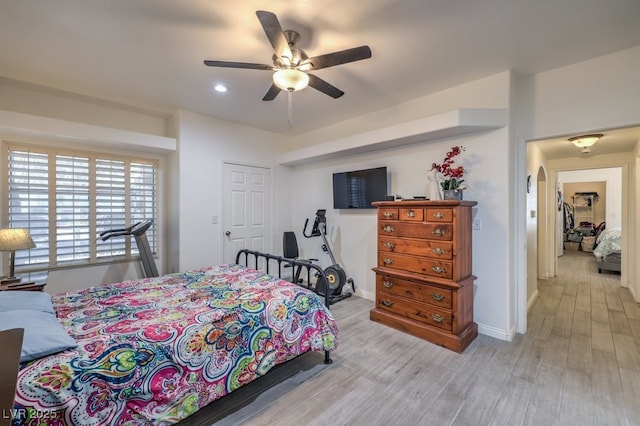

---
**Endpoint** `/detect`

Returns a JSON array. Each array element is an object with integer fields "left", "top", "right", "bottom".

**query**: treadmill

[{"left": 99, "top": 220, "right": 159, "bottom": 278}]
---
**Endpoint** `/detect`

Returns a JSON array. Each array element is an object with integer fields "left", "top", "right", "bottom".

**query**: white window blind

[{"left": 4, "top": 144, "right": 158, "bottom": 272}]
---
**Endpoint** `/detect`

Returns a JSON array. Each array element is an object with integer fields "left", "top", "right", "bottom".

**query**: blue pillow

[
  {"left": 0, "top": 291, "right": 55, "bottom": 314},
  {"left": 0, "top": 310, "right": 77, "bottom": 362}
]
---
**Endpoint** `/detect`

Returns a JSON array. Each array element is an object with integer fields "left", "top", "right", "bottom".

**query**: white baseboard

[{"left": 477, "top": 322, "right": 516, "bottom": 342}]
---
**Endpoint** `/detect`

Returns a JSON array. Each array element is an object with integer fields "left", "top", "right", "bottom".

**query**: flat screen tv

[{"left": 333, "top": 166, "right": 388, "bottom": 209}]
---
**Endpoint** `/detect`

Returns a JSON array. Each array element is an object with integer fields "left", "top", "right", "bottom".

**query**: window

[{"left": 4, "top": 143, "right": 157, "bottom": 272}]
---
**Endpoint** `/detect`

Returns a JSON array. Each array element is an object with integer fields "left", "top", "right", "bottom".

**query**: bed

[
  {"left": 6, "top": 251, "right": 338, "bottom": 425},
  {"left": 593, "top": 229, "right": 622, "bottom": 273}
]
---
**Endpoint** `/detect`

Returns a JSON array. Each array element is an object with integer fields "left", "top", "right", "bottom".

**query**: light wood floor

[{"left": 181, "top": 250, "right": 640, "bottom": 425}]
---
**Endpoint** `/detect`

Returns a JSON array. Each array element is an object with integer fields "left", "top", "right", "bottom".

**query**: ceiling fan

[{"left": 204, "top": 10, "right": 372, "bottom": 101}]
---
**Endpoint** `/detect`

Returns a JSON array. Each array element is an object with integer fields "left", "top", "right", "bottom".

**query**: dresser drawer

[
  {"left": 378, "top": 237, "right": 453, "bottom": 260},
  {"left": 399, "top": 208, "right": 423, "bottom": 221},
  {"left": 378, "top": 208, "right": 399, "bottom": 220},
  {"left": 376, "top": 274, "right": 452, "bottom": 309},
  {"left": 425, "top": 208, "right": 453, "bottom": 222},
  {"left": 379, "top": 221, "right": 452, "bottom": 241},
  {"left": 376, "top": 292, "right": 452, "bottom": 330},
  {"left": 378, "top": 252, "right": 453, "bottom": 279}
]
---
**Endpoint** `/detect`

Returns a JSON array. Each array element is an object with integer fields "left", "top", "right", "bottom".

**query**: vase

[{"left": 443, "top": 189, "right": 463, "bottom": 200}]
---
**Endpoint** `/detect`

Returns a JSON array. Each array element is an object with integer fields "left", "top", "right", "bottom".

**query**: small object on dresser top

[{"left": 412, "top": 196, "right": 428, "bottom": 200}]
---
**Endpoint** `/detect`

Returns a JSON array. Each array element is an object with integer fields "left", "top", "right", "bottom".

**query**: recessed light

[{"left": 213, "top": 83, "right": 228, "bottom": 93}]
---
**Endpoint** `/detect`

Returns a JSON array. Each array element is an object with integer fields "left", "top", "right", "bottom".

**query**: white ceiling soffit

[{"left": 280, "top": 109, "right": 507, "bottom": 166}]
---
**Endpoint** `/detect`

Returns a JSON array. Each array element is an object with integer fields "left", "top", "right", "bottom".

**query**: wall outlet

[
  {"left": 212, "top": 216, "right": 218, "bottom": 224},
  {"left": 472, "top": 218, "right": 482, "bottom": 230}
]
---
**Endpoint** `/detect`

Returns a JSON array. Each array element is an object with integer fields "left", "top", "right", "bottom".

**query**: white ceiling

[
  {"left": 2, "top": 0, "right": 640, "bottom": 141},
  {"left": 533, "top": 126, "right": 640, "bottom": 160}
]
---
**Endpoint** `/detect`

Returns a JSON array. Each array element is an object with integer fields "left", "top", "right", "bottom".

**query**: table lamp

[{"left": 0, "top": 228, "right": 36, "bottom": 282}]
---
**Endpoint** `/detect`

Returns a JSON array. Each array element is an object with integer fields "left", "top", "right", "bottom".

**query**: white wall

[
  {"left": 289, "top": 72, "right": 515, "bottom": 341},
  {"left": 171, "top": 110, "right": 293, "bottom": 272},
  {"left": 532, "top": 45, "right": 640, "bottom": 137},
  {"left": 0, "top": 78, "right": 170, "bottom": 137}
]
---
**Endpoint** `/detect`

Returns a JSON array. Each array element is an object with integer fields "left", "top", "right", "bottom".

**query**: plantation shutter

[
  {"left": 56, "top": 154, "right": 90, "bottom": 263},
  {"left": 4, "top": 144, "right": 158, "bottom": 272},
  {"left": 6, "top": 149, "right": 50, "bottom": 268}
]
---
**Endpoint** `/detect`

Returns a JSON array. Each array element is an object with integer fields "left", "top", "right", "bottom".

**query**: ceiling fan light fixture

[
  {"left": 273, "top": 69, "right": 309, "bottom": 91},
  {"left": 568, "top": 133, "right": 603, "bottom": 148}
]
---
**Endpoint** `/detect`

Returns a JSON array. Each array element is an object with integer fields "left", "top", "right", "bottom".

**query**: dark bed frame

[{"left": 235, "top": 248, "right": 334, "bottom": 364}]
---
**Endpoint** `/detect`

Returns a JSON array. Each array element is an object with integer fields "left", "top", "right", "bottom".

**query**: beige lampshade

[
  {"left": 0, "top": 228, "right": 36, "bottom": 251},
  {"left": 273, "top": 69, "right": 309, "bottom": 92}
]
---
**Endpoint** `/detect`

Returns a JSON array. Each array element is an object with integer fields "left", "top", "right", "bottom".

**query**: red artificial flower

[{"left": 433, "top": 146, "right": 467, "bottom": 190}]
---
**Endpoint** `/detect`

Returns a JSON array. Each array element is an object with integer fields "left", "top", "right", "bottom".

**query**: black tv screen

[{"left": 333, "top": 166, "right": 388, "bottom": 209}]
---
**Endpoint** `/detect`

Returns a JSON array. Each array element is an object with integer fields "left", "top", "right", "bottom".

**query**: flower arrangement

[{"left": 433, "top": 146, "right": 467, "bottom": 191}]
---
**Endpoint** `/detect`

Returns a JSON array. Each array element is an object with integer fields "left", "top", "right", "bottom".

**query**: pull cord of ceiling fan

[{"left": 288, "top": 90, "right": 294, "bottom": 130}]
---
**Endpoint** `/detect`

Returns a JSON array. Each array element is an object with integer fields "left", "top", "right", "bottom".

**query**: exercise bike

[{"left": 302, "top": 209, "right": 354, "bottom": 304}]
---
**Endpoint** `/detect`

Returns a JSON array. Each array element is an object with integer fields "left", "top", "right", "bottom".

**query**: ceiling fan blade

[
  {"left": 307, "top": 46, "right": 372, "bottom": 70},
  {"left": 256, "top": 11, "right": 293, "bottom": 60},
  {"left": 307, "top": 74, "right": 344, "bottom": 98},
  {"left": 204, "top": 60, "right": 273, "bottom": 70},
  {"left": 262, "top": 83, "right": 282, "bottom": 101}
]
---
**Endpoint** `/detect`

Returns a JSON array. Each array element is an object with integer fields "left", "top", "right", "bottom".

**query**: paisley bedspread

[{"left": 13, "top": 264, "right": 338, "bottom": 425}]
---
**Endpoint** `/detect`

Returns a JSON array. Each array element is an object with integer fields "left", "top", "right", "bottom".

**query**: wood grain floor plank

[
  {"left": 487, "top": 375, "right": 533, "bottom": 426},
  {"left": 609, "top": 310, "right": 633, "bottom": 336},
  {"left": 558, "top": 368, "right": 594, "bottom": 425},
  {"left": 605, "top": 290, "right": 625, "bottom": 312},
  {"left": 591, "top": 320, "right": 616, "bottom": 354},
  {"left": 540, "top": 333, "right": 569, "bottom": 367},
  {"left": 551, "top": 309, "right": 574, "bottom": 338},
  {"left": 571, "top": 309, "right": 592, "bottom": 337},
  {"left": 619, "top": 367, "right": 640, "bottom": 425},
  {"left": 590, "top": 301, "right": 609, "bottom": 324},
  {"left": 622, "top": 299, "right": 640, "bottom": 320},
  {"left": 567, "top": 333, "right": 592, "bottom": 374},
  {"left": 612, "top": 333, "right": 640, "bottom": 373},
  {"left": 591, "top": 350, "right": 624, "bottom": 404},
  {"left": 522, "top": 364, "right": 563, "bottom": 426},
  {"left": 558, "top": 293, "right": 576, "bottom": 312}
]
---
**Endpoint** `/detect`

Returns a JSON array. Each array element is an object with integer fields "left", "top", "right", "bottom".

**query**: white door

[{"left": 222, "top": 163, "right": 272, "bottom": 264}]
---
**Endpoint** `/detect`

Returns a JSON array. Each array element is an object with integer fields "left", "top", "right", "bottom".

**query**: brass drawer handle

[
  {"left": 431, "top": 293, "right": 445, "bottom": 302},
  {"left": 433, "top": 212, "right": 444, "bottom": 219},
  {"left": 383, "top": 258, "right": 394, "bottom": 265},
  {"left": 383, "top": 242, "right": 396, "bottom": 249},
  {"left": 382, "top": 280, "right": 393, "bottom": 288},
  {"left": 432, "top": 228, "right": 445, "bottom": 237},
  {"left": 432, "top": 247, "right": 445, "bottom": 255},
  {"left": 383, "top": 211, "right": 394, "bottom": 218},
  {"left": 431, "top": 314, "right": 445, "bottom": 323},
  {"left": 406, "top": 210, "right": 416, "bottom": 218},
  {"left": 381, "top": 299, "right": 393, "bottom": 307},
  {"left": 432, "top": 266, "right": 446, "bottom": 274},
  {"left": 383, "top": 225, "right": 394, "bottom": 233}
]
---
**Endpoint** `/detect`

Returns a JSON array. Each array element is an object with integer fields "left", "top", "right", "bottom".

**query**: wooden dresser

[{"left": 370, "top": 200, "right": 477, "bottom": 353}]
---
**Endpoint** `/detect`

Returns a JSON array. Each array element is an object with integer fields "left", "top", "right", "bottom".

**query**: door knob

[{"left": 225, "top": 231, "right": 231, "bottom": 236}]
